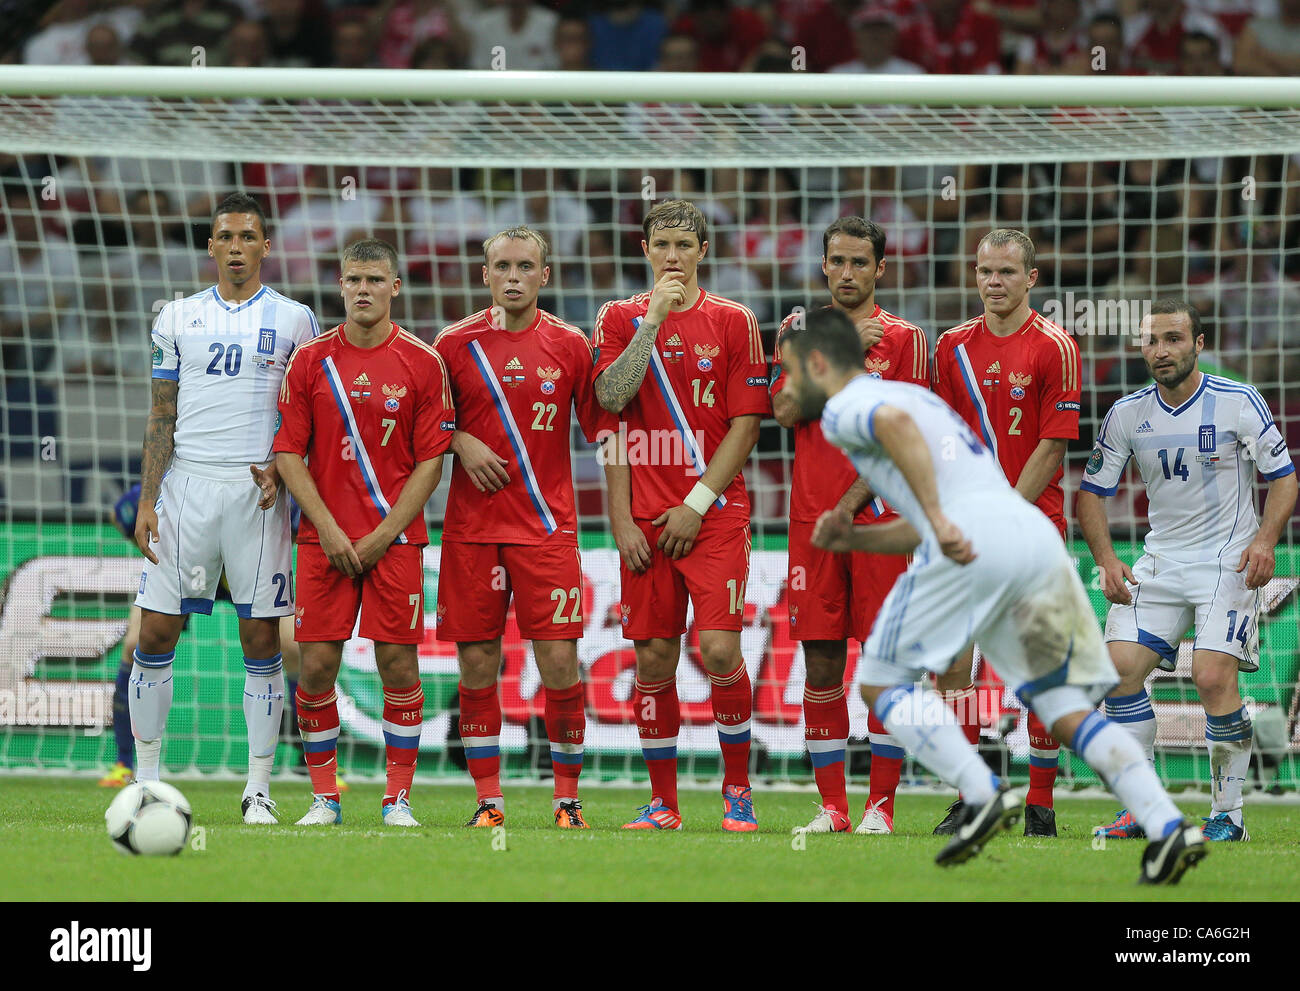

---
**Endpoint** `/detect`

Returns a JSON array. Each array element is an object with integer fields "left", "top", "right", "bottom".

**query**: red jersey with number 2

[{"left": 932, "top": 310, "right": 1081, "bottom": 527}]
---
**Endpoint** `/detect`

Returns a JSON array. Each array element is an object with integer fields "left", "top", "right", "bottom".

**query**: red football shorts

[
  {"left": 619, "top": 517, "right": 751, "bottom": 640},
  {"left": 436, "top": 534, "right": 585, "bottom": 642},
  {"left": 786, "top": 519, "right": 908, "bottom": 643},
  {"left": 294, "top": 542, "right": 425, "bottom": 645}
]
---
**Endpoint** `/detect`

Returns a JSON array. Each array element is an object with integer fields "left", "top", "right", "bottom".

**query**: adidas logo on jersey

[
  {"left": 505, "top": 357, "right": 524, "bottom": 371},
  {"left": 188, "top": 317, "right": 204, "bottom": 328},
  {"left": 1136, "top": 420, "right": 1154, "bottom": 434},
  {"left": 666, "top": 333, "right": 683, "bottom": 347},
  {"left": 986, "top": 360, "right": 1001, "bottom": 375},
  {"left": 353, "top": 373, "right": 371, "bottom": 386}
]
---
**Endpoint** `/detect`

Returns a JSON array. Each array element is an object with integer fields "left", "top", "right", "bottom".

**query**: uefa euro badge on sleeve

[{"left": 1086, "top": 447, "right": 1104, "bottom": 474}]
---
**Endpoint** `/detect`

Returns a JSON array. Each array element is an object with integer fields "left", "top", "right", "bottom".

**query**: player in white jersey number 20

[
  {"left": 778, "top": 306, "right": 1207, "bottom": 885},
  {"left": 132, "top": 193, "right": 320, "bottom": 825},
  {"left": 1079, "top": 300, "right": 1297, "bottom": 843}
]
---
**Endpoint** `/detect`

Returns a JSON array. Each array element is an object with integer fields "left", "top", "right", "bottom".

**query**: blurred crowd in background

[
  {"left": 7, "top": 0, "right": 1300, "bottom": 76},
  {"left": 3, "top": 0, "right": 1300, "bottom": 523}
]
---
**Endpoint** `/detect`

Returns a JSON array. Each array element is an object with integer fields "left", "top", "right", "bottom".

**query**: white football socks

[
  {"left": 1072, "top": 711, "right": 1182, "bottom": 839},
  {"left": 1103, "top": 689, "right": 1157, "bottom": 762},
  {"left": 243, "top": 653, "right": 285, "bottom": 799},
  {"left": 1206, "top": 706, "right": 1253, "bottom": 820},
  {"left": 129, "top": 648, "right": 174, "bottom": 781},
  {"left": 874, "top": 684, "right": 997, "bottom": 805}
]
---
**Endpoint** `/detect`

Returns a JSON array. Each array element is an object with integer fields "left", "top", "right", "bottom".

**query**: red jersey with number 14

[
  {"left": 593, "top": 289, "right": 770, "bottom": 523},
  {"left": 932, "top": 309, "right": 1081, "bottom": 526},
  {"left": 273, "top": 322, "right": 455, "bottom": 546},
  {"left": 771, "top": 303, "right": 930, "bottom": 523},
  {"left": 434, "top": 308, "right": 612, "bottom": 545}
]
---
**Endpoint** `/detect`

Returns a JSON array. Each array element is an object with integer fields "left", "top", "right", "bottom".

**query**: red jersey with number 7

[
  {"left": 434, "top": 308, "right": 613, "bottom": 545},
  {"left": 273, "top": 322, "right": 456, "bottom": 546},
  {"left": 932, "top": 309, "right": 1081, "bottom": 527},
  {"left": 593, "top": 289, "right": 770, "bottom": 523},
  {"left": 770, "top": 303, "right": 930, "bottom": 524}
]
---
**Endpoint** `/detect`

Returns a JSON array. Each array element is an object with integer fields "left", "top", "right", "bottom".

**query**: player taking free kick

[
  {"left": 772, "top": 216, "right": 929, "bottom": 835},
  {"left": 274, "top": 239, "right": 454, "bottom": 827},
  {"left": 434, "top": 227, "right": 612, "bottom": 829},
  {"left": 594, "top": 200, "right": 770, "bottom": 831},
  {"left": 781, "top": 306, "right": 1207, "bottom": 885}
]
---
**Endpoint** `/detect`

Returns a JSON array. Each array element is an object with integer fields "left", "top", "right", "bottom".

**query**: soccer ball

[{"left": 104, "top": 781, "right": 193, "bottom": 856}]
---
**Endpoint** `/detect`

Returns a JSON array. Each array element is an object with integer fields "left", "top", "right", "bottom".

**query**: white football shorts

[
  {"left": 135, "top": 457, "right": 294, "bottom": 619},
  {"left": 856, "top": 491, "right": 1118, "bottom": 707},
  {"left": 1104, "top": 554, "right": 1260, "bottom": 673}
]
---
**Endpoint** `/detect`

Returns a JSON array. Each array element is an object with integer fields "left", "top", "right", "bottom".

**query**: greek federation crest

[
  {"left": 695, "top": 343, "right": 719, "bottom": 371},
  {"left": 1008, "top": 371, "right": 1032, "bottom": 400},
  {"left": 538, "top": 366, "right": 561, "bottom": 395},
  {"left": 382, "top": 383, "right": 407, "bottom": 412}
]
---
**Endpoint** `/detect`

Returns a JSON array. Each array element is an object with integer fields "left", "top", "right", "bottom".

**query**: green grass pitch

[{"left": 2, "top": 777, "right": 1296, "bottom": 901}]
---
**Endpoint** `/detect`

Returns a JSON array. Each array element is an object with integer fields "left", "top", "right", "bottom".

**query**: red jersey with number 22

[
  {"left": 932, "top": 310, "right": 1081, "bottom": 527},
  {"left": 274, "top": 322, "right": 455, "bottom": 546},
  {"left": 434, "top": 307, "right": 612, "bottom": 545},
  {"left": 593, "top": 289, "right": 770, "bottom": 523},
  {"left": 771, "top": 303, "right": 930, "bottom": 523}
]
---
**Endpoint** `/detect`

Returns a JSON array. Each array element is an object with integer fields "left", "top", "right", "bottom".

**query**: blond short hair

[
  {"left": 977, "top": 228, "right": 1036, "bottom": 272},
  {"left": 483, "top": 226, "right": 549, "bottom": 268}
]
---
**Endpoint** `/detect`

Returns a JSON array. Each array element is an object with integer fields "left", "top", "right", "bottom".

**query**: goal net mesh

[{"left": 2, "top": 84, "right": 1297, "bottom": 793}]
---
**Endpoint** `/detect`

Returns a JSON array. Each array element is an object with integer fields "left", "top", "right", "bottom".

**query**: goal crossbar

[{"left": 1, "top": 68, "right": 1299, "bottom": 167}]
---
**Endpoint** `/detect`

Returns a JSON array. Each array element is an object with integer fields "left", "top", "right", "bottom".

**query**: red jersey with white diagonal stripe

[
  {"left": 932, "top": 309, "right": 1081, "bottom": 526},
  {"left": 771, "top": 303, "right": 930, "bottom": 524},
  {"left": 273, "top": 323, "right": 455, "bottom": 546},
  {"left": 593, "top": 288, "right": 771, "bottom": 523},
  {"left": 434, "top": 307, "right": 612, "bottom": 545}
]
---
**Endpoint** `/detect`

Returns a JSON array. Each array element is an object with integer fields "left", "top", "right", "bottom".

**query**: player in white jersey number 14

[
  {"left": 778, "top": 306, "right": 1208, "bottom": 885},
  {"left": 1078, "top": 300, "right": 1297, "bottom": 843},
  {"left": 132, "top": 193, "right": 319, "bottom": 825}
]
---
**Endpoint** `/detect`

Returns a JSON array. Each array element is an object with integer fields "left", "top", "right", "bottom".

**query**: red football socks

[
  {"left": 634, "top": 674, "right": 681, "bottom": 811},
  {"left": 544, "top": 681, "right": 586, "bottom": 802}
]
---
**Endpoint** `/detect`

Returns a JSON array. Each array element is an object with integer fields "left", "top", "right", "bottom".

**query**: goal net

[{"left": 1, "top": 68, "right": 1297, "bottom": 793}]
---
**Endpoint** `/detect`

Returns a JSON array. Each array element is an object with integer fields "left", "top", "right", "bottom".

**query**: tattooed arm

[
  {"left": 594, "top": 271, "right": 688, "bottom": 414},
  {"left": 594, "top": 317, "right": 659, "bottom": 414},
  {"left": 135, "top": 378, "right": 178, "bottom": 564}
]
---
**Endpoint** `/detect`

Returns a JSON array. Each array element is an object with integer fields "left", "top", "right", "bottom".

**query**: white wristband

[{"left": 683, "top": 481, "right": 718, "bottom": 516}]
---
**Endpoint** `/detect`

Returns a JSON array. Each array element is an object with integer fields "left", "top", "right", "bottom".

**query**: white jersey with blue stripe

[
  {"left": 151, "top": 285, "right": 320, "bottom": 464},
  {"left": 820, "top": 375, "right": 1011, "bottom": 543},
  {"left": 1081, "top": 372, "right": 1295, "bottom": 564}
]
